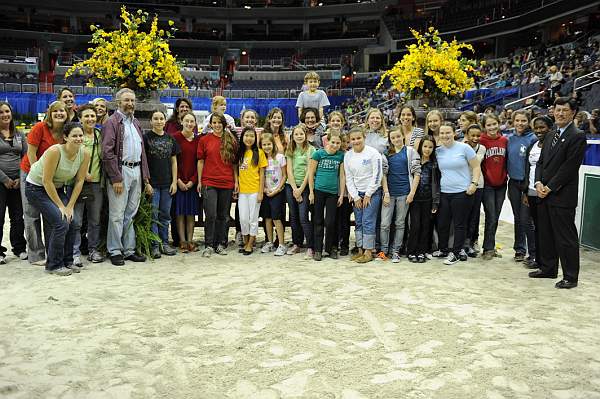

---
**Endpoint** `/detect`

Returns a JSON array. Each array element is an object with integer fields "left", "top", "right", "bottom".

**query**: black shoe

[
  {"left": 329, "top": 248, "right": 338, "bottom": 259},
  {"left": 417, "top": 254, "right": 426, "bottom": 263},
  {"left": 555, "top": 279, "right": 577, "bottom": 289},
  {"left": 350, "top": 246, "right": 359, "bottom": 255},
  {"left": 514, "top": 253, "right": 526, "bottom": 262},
  {"left": 458, "top": 249, "right": 468, "bottom": 261},
  {"left": 238, "top": 248, "right": 245, "bottom": 254},
  {"left": 314, "top": 251, "right": 322, "bottom": 261},
  {"left": 523, "top": 259, "right": 538, "bottom": 269},
  {"left": 528, "top": 270, "right": 557, "bottom": 279},
  {"left": 151, "top": 247, "right": 161, "bottom": 259},
  {"left": 408, "top": 254, "right": 418, "bottom": 263},
  {"left": 110, "top": 254, "right": 125, "bottom": 266},
  {"left": 125, "top": 253, "right": 146, "bottom": 262},
  {"left": 243, "top": 249, "right": 253, "bottom": 256},
  {"left": 340, "top": 247, "right": 349, "bottom": 256}
]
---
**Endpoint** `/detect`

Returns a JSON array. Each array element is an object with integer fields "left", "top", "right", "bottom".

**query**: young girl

[
  {"left": 344, "top": 126, "right": 383, "bottom": 264},
  {"left": 237, "top": 127, "right": 267, "bottom": 255},
  {"left": 364, "top": 108, "right": 388, "bottom": 154},
  {"left": 262, "top": 108, "right": 287, "bottom": 154},
  {"left": 259, "top": 133, "right": 287, "bottom": 256},
  {"left": 425, "top": 110, "right": 444, "bottom": 146},
  {"left": 479, "top": 113, "right": 508, "bottom": 260},
  {"left": 285, "top": 124, "right": 315, "bottom": 257},
  {"left": 173, "top": 112, "right": 200, "bottom": 253},
  {"left": 463, "top": 124, "right": 486, "bottom": 257},
  {"left": 201, "top": 96, "right": 236, "bottom": 134},
  {"left": 380, "top": 128, "right": 421, "bottom": 263},
  {"left": 337, "top": 133, "right": 352, "bottom": 256},
  {"left": 397, "top": 105, "right": 424, "bottom": 148},
  {"left": 197, "top": 113, "right": 238, "bottom": 257},
  {"left": 308, "top": 131, "right": 345, "bottom": 261},
  {"left": 322, "top": 111, "right": 345, "bottom": 148},
  {"left": 145, "top": 110, "right": 179, "bottom": 259},
  {"left": 407, "top": 136, "right": 440, "bottom": 263},
  {"left": 457, "top": 111, "right": 478, "bottom": 141}
]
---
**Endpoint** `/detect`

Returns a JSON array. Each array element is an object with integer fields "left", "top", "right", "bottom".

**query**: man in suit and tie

[{"left": 529, "top": 97, "right": 587, "bottom": 288}]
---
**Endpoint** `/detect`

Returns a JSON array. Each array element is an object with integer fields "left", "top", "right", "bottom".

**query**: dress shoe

[
  {"left": 110, "top": 254, "right": 125, "bottom": 266},
  {"left": 555, "top": 279, "right": 578, "bottom": 289},
  {"left": 528, "top": 270, "right": 557, "bottom": 279},
  {"left": 125, "top": 253, "right": 146, "bottom": 262}
]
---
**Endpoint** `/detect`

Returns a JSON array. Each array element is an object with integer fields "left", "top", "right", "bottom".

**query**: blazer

[{"left": 534, "top": 122, "right": 587, "bottom": 208}]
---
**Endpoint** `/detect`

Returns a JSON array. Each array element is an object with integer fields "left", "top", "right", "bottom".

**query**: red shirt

[
  {"left": 173, "top": 131, "right": 199, "bottom": 184},
  {"left": 20, "top": 122, "right": 62, "bottom": 173},
  {"left": 197, "top": 133, "right": 236, "bottom": 189},
  {"left": 479, "top": 133, "right": 508, "bottom": 187}
]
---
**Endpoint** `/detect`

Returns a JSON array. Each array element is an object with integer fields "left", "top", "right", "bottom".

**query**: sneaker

[
  {"left": 65, "top": 264, "right": 81, "bottom": 273},
  {"left": 408, "top": 254, "right": 418, "bottom": 263},
  {"left": 355, "top": 253, "right": 373, "bottom": 263},
  {"left": 443, "top": 252, "right": 460, "bottom": 265},
  {"left": 151, "top": 247, "right": 162, "bottom": 259},
  {"left": 432, "top": 250, "right": 448, "bottom": 258},
  {"left": 514, "top": 253, "right": 526, "bottom": 262},
  {"left": 481, "top": 250, "right": 494, "bottom": 261},
  {"left": 375, "top": 251, "right": 389, "bottom": 261},
  {"left": 286, "top": 244, "right": 301, "bottom": 255},
  {"left": 391, "top": 253, "right": 401, "bottom": 263},
  {"left": 274, "top": 245, "right": 287, "bottom": 256},
  {"left": 215, "top": 244, "right": 228, "bottom": 255},
  {"left": 304, "top": 248, "right": 314, "bottom": 259},
  {"left": 493, "top": 250, "right": 503, "bottom": 258},
  {"left": 472, "top": 242, "right": 480, "bottom": 253},
  {"left": 73, "top": 256, "right": 84, "bottom": 268},
  {"left": 466, "top": 247, "right": 478, "bottom": 258},
  {"left": 0, "top": 255, "right": 6, "bottom": 265},
  {"left": 313, "top": 251, "right": 322, "bottom": 261},
  {"left": 46, "top": 267, "right": 72, "bottom": 276},
  {"left": 329, "top": 248, "right": 339, "bottom": 259},
  {"left": 261, "top": 241, "right": 274, "bottom": 253},
  {"left": 417, "top": 254, "right": 426, "bottom": 263},
  {"left": 425, "top": 253, "right": 433, "bottom": 260},
  {"left": 18, "top": 252, "right": 28, "bottom": 261},
  {"left": 235, "top": 232, "right": 243, "bottom": 246},
  {"left": 524, "top": 258, "right": 538, "bottom": 269},
  {"left": 459, "top": 249, "right": 468, "bottom": 261},
  {"left": 88, "top": 250, "right": 105, "bottom": 263},
  {"left": 161, "top": 244, "right": 177, "bottom": 256},
  {"left": 340, "top": 247, "right": 349, "bottom": 256},
  {"left": 31, "top": 259, "right": 46, "bottom": 266},
  {"left": 202, "top": 247, "right": 214, "bottom": 258}
]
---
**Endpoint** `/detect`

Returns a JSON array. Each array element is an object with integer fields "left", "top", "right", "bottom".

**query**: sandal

[
  {"left": 179, "top": 242, "right": 189, "bottom": 253},
  {"left": 187, "top": 242, "right": 198, "bottom": 252}
]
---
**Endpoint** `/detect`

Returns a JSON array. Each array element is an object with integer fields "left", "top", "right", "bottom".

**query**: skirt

[{"left": 174, "top": 189, "right": 200, "bottom": 216}]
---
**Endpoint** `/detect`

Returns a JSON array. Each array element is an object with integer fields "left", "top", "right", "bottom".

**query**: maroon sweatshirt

[{"left": 479, "top": 133, "right": 508, "bottom": 188}]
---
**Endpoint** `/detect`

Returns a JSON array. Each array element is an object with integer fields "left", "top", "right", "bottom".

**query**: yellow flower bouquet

[
  {"left": 66, "top": 6, "right": 187, "bottom": 94},
  {"left": 379, "top": 27, "right": 481, "bottom": 103}
]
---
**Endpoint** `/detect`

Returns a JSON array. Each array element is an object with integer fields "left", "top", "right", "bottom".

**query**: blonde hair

[
  {"left": 425, "top": 110, "right": 445, "bottom": 136},
  {"left": 364, "top": 108, "right": 388, "bottom": 138},
  {"left": 44, "top": 101, "right": 67, "bottom": 129},
  {"left": 211, "top": 96, "right": 226, "bottom": 113},
  {"left": 460, "top": 111, "right": 478, "bottom": 126},
  {"left": 325, "top": 128, "right": 342, "bottom": 142},
  {"left": 260, "top": 133, "right": 277, "bottom": 158},
  {"left": 304, "top": 71, "right": 320, "bottom": 83},
  {"left": 286, "top": 123, "right": 310, "bottom": 157},
  {"left": 328, "top": 110, "right": 346, "bottom": 127}
]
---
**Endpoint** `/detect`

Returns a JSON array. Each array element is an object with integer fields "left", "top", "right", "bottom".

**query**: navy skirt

[{"left": 175, "top": 189, "right": 200, "bottom": 216}]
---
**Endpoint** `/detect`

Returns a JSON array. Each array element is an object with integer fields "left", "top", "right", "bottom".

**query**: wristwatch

[{"left": 471, "top": 181, "right": 478, "bottom": 187}]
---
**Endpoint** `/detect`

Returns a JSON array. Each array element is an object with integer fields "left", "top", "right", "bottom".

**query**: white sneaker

[
  {"left": 261, "top": 241, "right": 274, "bottom": 253},
  {"left": 443, "top": 252, "right": 459, "bottom": 265},
  {"left": 0, "top": 255, "right": 6, "bottom": 265},
  {"left": 73, "top": 255, "right": 83, "bottom": 267},
  {"left": 274, "top": 245, "right": 287, "bottom": 256},
  {"left": 19, "top": 252, "right": 28, "bottom": 261},
  {"left": 304, "top": 248, "right": 314, "bottom": 259},
  {"left": 391, "top": 253, "right": 401, "bottom": 263},
  {"left": 202, "top": 247, "right": 214, "bottom": 258}
]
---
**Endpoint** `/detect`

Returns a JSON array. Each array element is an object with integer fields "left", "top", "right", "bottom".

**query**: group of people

[{"left": 0, "top": 77, "right": 588, "bottom": 288}]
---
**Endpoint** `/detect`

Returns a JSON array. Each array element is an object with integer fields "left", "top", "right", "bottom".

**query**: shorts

[{"left": 260, "top": 190, "right": 285, "bottom": 221}]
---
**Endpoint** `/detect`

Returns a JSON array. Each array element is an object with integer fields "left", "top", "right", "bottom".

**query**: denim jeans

[
  {"left": 107, "top": 165, "right": 141, "bottom": 257},
  {"left": 0, "top": 183, "right": 26, "bottom": 256},
  {"left": 20, "top": 170, "right": 47, "bottom": 263},
  {"left": 69, "top": 183, "right": 103, "bottom": 256},
  {"left": 24, "top": 182, "right": 74, "bottom": 271},
  {"left": 151, "top": 187, "right": 173, "bottom": 247},
  {"left": 465, "top": 188, "right": 484, "bottom": 248},
  {"left": 313, "top": 189, "right": 338, "bottom": 253},
  {"left": 380, "top": 194, "right": 410, "bottom": 254},
  {"left": 482, "top": 184, "right": 507, "bottom": 252},
  {"left": 507, "top": 179, "right": 536, "bottom": 258},
  {"left": 438, "top": 191, "right": 473, "bottom": 256},
  {"left": 203, "top": 186, "right": 233, "bottom": 248},
  {"left": 286, "top": 184, "right": 313, "bottom": 248},
  {"left": 353, "top": 189, "right": 382, "bottom": 250}
]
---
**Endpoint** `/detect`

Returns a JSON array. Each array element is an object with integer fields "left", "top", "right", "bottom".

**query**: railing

[
  {"left": 348, "top": 97, "right": 398, "bottom": 122},
  {"left": 479, "top": 75, "right": 501, "bottom": 89},
  {"left": 504, "top": 89, "right": 545, "bottom": 110},
  {"left": 520, "top": 60, "right": 536, "bottom": 73},
  {"left": 573, "top": 69, "right": 600, "bottom": 93}
]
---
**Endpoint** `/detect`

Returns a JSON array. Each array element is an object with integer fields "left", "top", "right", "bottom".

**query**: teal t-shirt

[{"left": 312, "top": 149, "right": 344, "bottom": 194}]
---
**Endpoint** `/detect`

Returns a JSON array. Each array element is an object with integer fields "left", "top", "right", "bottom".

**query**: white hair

[{"left": 115, "top": 88, "right": 135, "bottom": 101}]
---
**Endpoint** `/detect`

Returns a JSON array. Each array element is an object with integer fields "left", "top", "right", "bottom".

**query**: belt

[{"left": 121, "top": 160, "right": 141, "bottom": 168}]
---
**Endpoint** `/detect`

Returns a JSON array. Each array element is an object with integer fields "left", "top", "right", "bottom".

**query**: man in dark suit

[{"left": 529, "top": 97, "right": 587, "bottom": 288}]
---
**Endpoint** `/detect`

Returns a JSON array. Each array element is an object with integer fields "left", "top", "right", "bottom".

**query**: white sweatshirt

[{"left": 344, "top": 145, "right": 382, "bottom": 199}]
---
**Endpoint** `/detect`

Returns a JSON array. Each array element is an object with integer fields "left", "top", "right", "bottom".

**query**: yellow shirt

[{"left": 239, "top": 149, "right": 268, "bottom": 194}]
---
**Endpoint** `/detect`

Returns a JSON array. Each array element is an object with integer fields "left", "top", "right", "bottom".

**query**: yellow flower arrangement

[
  {"left": 378, "top": 27, "right": 482, "bottom": 101},
  {"left": 66, "top": 7, "right": 187, "bottom": 93}
]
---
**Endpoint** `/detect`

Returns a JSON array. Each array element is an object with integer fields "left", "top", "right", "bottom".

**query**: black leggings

[
  {"left": 313, "top": 189, "right": 338, "bottom": 253},
  {"left": 407, "top": 199, "right": 432, "bottom": 255},
  {"left": 438, "top": 192, "right": 473, "bottom": 256}
]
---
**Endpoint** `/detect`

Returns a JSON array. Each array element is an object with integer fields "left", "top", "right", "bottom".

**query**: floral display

[
  {"left": 378, "top": 27, "right": 482, "bottom": 102},
  {"left": 65, "top": 6, "right": 187, "bottom": 93}
]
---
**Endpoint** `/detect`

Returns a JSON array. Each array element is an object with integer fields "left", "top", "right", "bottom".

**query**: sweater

[
  {"left": 343, "top": 145, "right": 382, "bottom": 198},
  {"left": 479, "top": 133, "right": 508, "bottom": 188}
]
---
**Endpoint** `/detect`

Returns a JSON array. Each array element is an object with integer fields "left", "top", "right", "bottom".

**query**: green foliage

[{"left": 131, "top": 193, "right": 161, "bottom": 259}]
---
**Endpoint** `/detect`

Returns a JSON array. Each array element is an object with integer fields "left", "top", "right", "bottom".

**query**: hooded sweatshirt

[
  {"left": 507, "top": 130, "right": 537, "bottom": 181},
  {"left": 479, "top": 132, "right": 508, "bottom": 188}
]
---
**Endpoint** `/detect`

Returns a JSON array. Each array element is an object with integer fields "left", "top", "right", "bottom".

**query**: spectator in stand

[
  {"left": 548, "top": 65, "right": 563, "bottom": 96},
  {"left": 20, "top": 100, "right": 67, "bottom": 265},
  {"left": 0, "top": 101, "right": 27, "bottom": 264},
  {"left": 296, "top": 71, "right": 330, "bottom": 120},
  {"left": 590, "top": 109, "right": 600, "bottom": 135},
  {"left": 58, "top": 88, "right": 78, "bottom": 122},
  {"left": 166, "top": 98, "right": 198, "bottom": 136},
  {"left": 574, "top": 111, "right": 591, "bottom": 134}
]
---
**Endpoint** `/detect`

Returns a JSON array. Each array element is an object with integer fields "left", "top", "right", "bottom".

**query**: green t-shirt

[
  {"left": 83, "top": 129, "right": 102, "bottom": 183},
  {"left": 287, "top": 145, "right": 315, "bottom": 186},
  {"left": 312, "top": 148, "right": 344, "bottom": 194}
]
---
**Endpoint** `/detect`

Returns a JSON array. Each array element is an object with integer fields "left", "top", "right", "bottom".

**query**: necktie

[{"left": 551, "top": 129, "right": 560, "bottom": 148}]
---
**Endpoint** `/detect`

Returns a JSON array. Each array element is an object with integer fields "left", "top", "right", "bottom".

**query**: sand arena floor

[{"left": 1, "top": 220, "right": 599, "bottom": 399}]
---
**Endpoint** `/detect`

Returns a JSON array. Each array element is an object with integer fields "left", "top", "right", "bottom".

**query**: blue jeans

[
  {"left": 482, "top": 184, "right": 507, "bottom": 252},
  {"left": 69, "top": 183, "right": 103, "bottom": 256},
  {"left": 507, "top": 179, "right": 536, "bottom": 258},
  {"left": 353, "top": 189, "right": 382, "bottom": 250},
  {"left": 20, "top": 170, "right": 47, "bottom": 263},
  {"left": 152, "top": 187, "right": 173, "bottom": 247},
  {"left": 380, "top": 194, "right": 410, "bottom": 254},
  {"left": 24, "top": 182, "right": 74, "bottom": 271},
  {"left": 286, "top": 184, "right": 313, "bottom": 248}
]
